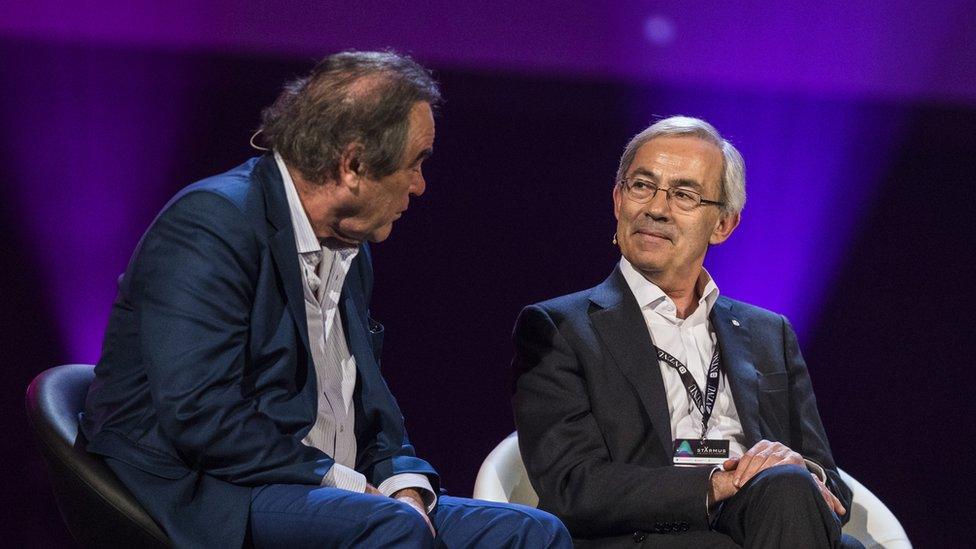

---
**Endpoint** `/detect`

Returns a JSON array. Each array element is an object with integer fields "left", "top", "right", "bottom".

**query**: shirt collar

[
  {"left": 275, "top": 150, "right": 321, "bottom": 255},
  {"left": 618, "top": 257, "right": 720, "bottom": 317}
]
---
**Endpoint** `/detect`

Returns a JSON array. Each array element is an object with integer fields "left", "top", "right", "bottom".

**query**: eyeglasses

[{"left": 617, "top": 178, "right": 725, "bottom": 211}]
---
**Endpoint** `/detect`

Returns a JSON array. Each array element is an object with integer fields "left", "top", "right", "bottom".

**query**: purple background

[{"left": 3, "top": 2, "right": 974, "bottom": 545}]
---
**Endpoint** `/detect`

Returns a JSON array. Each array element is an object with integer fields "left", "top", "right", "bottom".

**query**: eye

[
  {"left": 672, "top": 189, "right": 697, "bottom": 201},
  {"left": 631, "top": 179, "right": 653, "bottom": 190}
]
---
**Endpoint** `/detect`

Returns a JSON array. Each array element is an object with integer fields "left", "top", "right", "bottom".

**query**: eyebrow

[
  {"left": 628, "top": 168, "right": 704, "bottom": 191},
  {"left": 411, "top": 148, "right": 433, "bottom": 166}
]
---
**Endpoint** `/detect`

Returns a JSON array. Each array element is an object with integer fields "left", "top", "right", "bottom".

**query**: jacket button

[{"left": 632, "top": 531, "right": 646, "bottom": 543}]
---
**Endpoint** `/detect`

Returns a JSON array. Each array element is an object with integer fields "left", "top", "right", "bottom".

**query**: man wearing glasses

[{"left": 513, "top": 116, "right": 861, "bottom": 547}]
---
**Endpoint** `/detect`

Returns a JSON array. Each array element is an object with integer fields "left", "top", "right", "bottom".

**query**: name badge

[{"left": 672, "top": 439, "right": 730, "bottom": 465}]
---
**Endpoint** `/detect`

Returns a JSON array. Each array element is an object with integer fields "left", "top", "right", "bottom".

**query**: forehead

[
  {"left": 630, "top": 136, "right": 723, "bottom": 188},
  {"left": 407, "top": 102, "right": 435, "bottom": 144}
]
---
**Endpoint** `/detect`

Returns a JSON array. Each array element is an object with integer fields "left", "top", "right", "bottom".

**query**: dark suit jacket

[
  {"left": 80, "top": 155, "right": 437, "bottom": 548},
  {"left": 513, "top": 266, "right": 851, "bottom": 546}
]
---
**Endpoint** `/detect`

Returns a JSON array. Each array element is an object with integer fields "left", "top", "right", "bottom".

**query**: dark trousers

[
  {"left": 577, "top": 465, "right": 866, "bottom": 548},
  {"left": 247, "top": 484, "right": 572, "bottom": 548},
  {"left": 710, "top": 464, "right": 864, "bottom": 549}
]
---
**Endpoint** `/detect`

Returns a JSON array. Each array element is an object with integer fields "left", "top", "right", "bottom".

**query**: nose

[
  {"left": 644, "top": 186, "right": 671, "bottom": 220},
  {"left": 410, "top": 172, "right": 426, "bottom": 197}
]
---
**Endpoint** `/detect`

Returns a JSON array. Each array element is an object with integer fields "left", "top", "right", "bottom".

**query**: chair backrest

[
  {"left": 837, "top": 468, "right": 911, "bottom": 549},
  {"left": 473, "top": 432, "right": 911, "bottom": 549},
  {"left": 25, "top": 364, "right": 170, "bottom": 548}
]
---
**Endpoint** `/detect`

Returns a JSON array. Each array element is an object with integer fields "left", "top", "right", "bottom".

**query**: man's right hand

[
  {"left": 708, "top": 462, "right": 740, "bottom": 506},
  {"left": 365, "top": 484, "right": 383, "bottom": 496},
  {"left": 708, "top": 454, "right": 848, "bottom": 517}
]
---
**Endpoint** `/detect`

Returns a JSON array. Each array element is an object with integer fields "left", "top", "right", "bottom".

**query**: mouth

[{"left": 634, "top": 228, "right": 673, "bottom": 243}]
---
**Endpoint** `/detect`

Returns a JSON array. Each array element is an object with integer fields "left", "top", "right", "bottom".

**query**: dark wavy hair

[{"left": 259, "top": 50, "right": 441, "bottom": 183}]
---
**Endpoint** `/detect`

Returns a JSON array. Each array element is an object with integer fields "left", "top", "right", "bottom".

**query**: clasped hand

[
  {"left": 709, "top": 439, "right": 846, "bottom": 516},
  {"left": 366, "top": 485, "right": 436, "bottom": 537}
]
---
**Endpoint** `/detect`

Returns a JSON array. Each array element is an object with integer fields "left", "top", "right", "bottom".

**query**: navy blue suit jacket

[
  {"left": 81, "top": 155, "right": 438, "bottom": 548},
  {"left": 513, "top": 267, "right": 851, "bottom": 543}
]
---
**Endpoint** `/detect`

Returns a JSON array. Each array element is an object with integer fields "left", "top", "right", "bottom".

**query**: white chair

[{"left": 474, "top": 433, "right": 911, "bottom": 549}]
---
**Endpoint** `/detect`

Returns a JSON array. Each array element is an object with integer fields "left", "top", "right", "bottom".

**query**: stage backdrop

[{"left": 2, "top": 3, "right": 975, "bottom": 545}]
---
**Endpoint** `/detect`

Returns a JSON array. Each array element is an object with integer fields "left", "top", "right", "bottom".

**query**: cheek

[{"left": 617, "top": 202, "right": 639, "bottom": 224}]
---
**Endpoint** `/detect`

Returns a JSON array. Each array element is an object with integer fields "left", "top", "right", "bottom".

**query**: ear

[
  {"left": 612, "top": 183, "right": 622, "bottom": 221},
  {"left": 709, "top": 211, "right": 740, "bottom": 245},
  {"left": 337, "top": 142, "right": 366, "bottom": 191}
]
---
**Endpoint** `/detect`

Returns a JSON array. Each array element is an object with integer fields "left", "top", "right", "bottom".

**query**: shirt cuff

[
  {"left": 378, "top": 473, "right": 438, "bottom": 512},
  {"left": 322, "top": 463, "right": 368, "bottom": 493},
  {"left": 706, "top": 465, "right": 722, "bottom": 525},
  {"left": 804, "top": 459, "right": 827, "bottom": 483}
]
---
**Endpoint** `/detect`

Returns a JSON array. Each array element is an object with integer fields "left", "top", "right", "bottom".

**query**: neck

[
  {"left": 290, "top": 167, "right": 360, "bottom": 248},
  {"left": 639, "top": 267, "right": 703, "bottom": 319},
  {"left": 665, "top": 285, "right": 700, "bottom": 319}
]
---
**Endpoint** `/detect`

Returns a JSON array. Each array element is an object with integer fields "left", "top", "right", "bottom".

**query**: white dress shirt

[
  {"left": 618, "top": 258, "right": 827, "bottom": 484},
  {"left": 619, "top": 258, "right": 748, "bottom": 459},
  {"left": 276, "top": 152, "right": 435, "bottom": 507}
]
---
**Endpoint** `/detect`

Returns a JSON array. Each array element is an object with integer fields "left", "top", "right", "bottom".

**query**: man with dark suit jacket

[
  {"left": 81, "top": 50, "right": 570, "bottom": 548},
  {"left": 513, "top": 116, "right": 862, "bottom": 548}
]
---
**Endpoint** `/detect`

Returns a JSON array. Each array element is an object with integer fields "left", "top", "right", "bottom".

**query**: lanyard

[{"left": 656, "top": 345, "right": 721, "bottom": 440}]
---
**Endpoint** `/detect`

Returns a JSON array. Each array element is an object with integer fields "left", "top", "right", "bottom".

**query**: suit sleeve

[
  {"left": 781, "top": 315, "right": 854, "bottom": 524},
  {"left": 134, "top": 191, "right": 335, "bottom": 486},
  {"left": 513, "top": 304, "right": 714, "bottom": 538}
]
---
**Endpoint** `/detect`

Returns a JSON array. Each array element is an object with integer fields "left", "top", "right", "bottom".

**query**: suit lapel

[
  {"left": 255, "top": 154, "right": 312, "bottom": 357},
  {"left": 339, "top": 284, "right": 376, "bottom": 379},
  {"left": 589, "top": 268, "right": 674, "bottom": 457},
  {"left": 710, "top": 298, "right": 761, "bottom": 445}
]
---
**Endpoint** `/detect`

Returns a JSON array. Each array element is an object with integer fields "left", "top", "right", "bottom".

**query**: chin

[
  {"left": 367, "top": 225, "right": 394, "bottom": 243},
  {"left": 624, "top": 251, "right": 667, "bottom": 274}
]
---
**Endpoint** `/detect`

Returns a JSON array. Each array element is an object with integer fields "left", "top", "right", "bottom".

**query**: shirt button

[{"left": 339, "top": 425, "right": 344, "bottom": 433}]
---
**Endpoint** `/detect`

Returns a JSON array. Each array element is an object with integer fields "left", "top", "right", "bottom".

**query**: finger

[
  {"left": 811, "top": 474, "right": 846, "bottom": 516},
  {"left": 765, "top": 449, "right": 788, "bottom": 466},
  {"left": 723, "top": 457, "right": 739, "bottom": 471},
  {"left": 769, "top": 443, "right": 804, "bottom": 466},
  {"left": 766, "top": 449, "right": 803, "bottom": 471},
  {"left": 737, "top": 442, "right": 777, "bottom": 487},
  {"left": 775, "top": 447, "right": 804, "bottom": 466},
  {"left": 825, "top": 487, "right": 846, "bottom": 516},
  {"left": 737, "top": 449, "right": 773, "bottom": 487},
  {"left": 734, "top": 440, "right": 770, "bottom": 485}
]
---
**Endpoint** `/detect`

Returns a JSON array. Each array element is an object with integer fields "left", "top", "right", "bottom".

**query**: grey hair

[
  {"left": 616, "top": 115, "right": 746, "bottom": 215},
  {"left": 259, "top": 50, "right": 441, "bottom": 183}
]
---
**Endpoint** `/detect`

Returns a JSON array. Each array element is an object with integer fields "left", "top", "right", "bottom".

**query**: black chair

[{"left": 25, "top": 364, "right": 171, "bottom": 548}]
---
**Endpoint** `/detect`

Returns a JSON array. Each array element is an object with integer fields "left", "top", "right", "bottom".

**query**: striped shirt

[{"left": 275, "top": 152, "right": 435, "bottom": 507}]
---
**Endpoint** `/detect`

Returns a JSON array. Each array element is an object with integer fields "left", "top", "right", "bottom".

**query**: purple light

[
  {"left": 2, "top": 46, "right": 196, "bottom": 362},
  {"left": 623, "top": 90, "right": 907, "bottom": 340},
  {"left": 1, "top": 0, "right": 969, "bottom": 357},
  {"left": 2, "top": 1, "right": 974, "bottom": 104}
]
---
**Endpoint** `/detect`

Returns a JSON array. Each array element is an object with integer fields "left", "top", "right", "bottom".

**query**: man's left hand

[
  {"left": 393, "top": 488, "right": 435, "bottom": 537},
  {"left": 730, "top": 439, "right": 805, "bottom": 488}
]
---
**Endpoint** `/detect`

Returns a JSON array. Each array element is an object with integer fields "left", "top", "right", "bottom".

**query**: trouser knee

[
  {"left": 747, "top": 464, "right": 820, "bottom": 506},
  {"left": 501, "top": 505, "right": 573, "bottom": 548},
  {"left": 526, "top": 509, "right": 573, "bottom": 547},
  {"left": 363, "top": 499, "right": 433, "bottom": 546}
]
